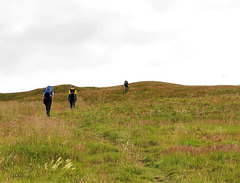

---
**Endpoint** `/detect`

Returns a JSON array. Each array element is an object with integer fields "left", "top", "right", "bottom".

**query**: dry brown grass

[
  {"left": 0, "top": 101, "right": 72, "bottom": 139},
  {"left": 166, "top": 144, "right": 240, "bottom": 154}
]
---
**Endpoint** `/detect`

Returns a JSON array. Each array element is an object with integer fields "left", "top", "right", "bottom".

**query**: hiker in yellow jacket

[{"left": 68, "top": 87, "right": 77, "bottom": 108}]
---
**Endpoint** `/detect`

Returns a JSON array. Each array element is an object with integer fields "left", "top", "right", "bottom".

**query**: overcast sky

[{"left": 1, "top": 0, "right": 240, "bottom": 93}]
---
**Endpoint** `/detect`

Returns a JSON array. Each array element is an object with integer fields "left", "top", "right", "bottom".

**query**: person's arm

[{"left": 52, "top": 92, "right": 54, "bottom": 100}]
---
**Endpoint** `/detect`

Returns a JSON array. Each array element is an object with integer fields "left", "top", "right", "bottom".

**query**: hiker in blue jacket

[{"left": 43, "top": 86, "right": 54, "bottom": 117}]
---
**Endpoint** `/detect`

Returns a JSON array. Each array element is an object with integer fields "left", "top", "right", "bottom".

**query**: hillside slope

[
  {"left": 1, "top": 81, "right": 240, "bottom": 182},
  {"left": 1, "top": 81, "right": 240, "bottom": 102}
]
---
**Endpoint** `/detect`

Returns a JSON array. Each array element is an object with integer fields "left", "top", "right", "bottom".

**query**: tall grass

[{"left": 1, "top": 82, "right": 240, "bottom": 182}]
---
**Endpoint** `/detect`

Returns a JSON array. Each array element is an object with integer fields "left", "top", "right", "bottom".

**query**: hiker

[
  {"left": 68, "top": 87, "right": 77, "bottom": 109},
  {"left": 43, "top": 86, "right": 54, "bottom": 117},
  {"left": 124, "top": 80, "right": 129, "bottom": 92}
]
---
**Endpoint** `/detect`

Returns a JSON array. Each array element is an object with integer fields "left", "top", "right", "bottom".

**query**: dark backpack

[
  {"left": 70, "top": 88, "right": 75, "bottom": 94},
  {"left": 70, "top": 88, "right": 75, "bottom": 101}
]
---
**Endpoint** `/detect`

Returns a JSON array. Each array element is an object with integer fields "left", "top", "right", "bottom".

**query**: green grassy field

[{"left": 1, "top": 81, "right": 240, "bottom": 182}]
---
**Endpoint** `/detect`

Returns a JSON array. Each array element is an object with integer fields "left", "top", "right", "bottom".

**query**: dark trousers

[
  {"left": 44, "top": 97, "right": 52, "bottom": 116},
  {"left": 125, "top": 85, "right": 129, "bottom": 92},
  {"left": 70, "top": 100, "right": 75, "bottom": 109}
]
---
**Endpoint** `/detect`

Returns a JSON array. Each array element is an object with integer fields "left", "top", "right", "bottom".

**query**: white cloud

[{"left": 1, "top": 0, "right": 240, "bottom": 92}]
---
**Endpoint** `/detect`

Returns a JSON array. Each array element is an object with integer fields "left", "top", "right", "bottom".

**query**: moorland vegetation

[{"left": 1, "top": 81, "right": 240, "bottom": 182}]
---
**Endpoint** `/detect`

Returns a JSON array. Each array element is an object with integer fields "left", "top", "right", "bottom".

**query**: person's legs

[
  {"left": 46, "top": 102, "right": 51, "bottom": 116},
  {"left": 125, "top": 85, "right": 129, "bottom": 92},
  {"left": 44, "top": 98, "right": 48, "bottom": 116},
  {"left": 44, "top": 97, "right": 52, "bottom": 117},
  {"left": 45, "top": 103, "right": 48, "bottom": 115},
  {"left": 48, "top": 102, "right": 52, "bottom": 116}
]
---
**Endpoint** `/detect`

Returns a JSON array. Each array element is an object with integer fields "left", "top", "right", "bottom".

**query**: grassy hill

[{"left": 1, "top": 81, "right": 240, "bottom": 182}]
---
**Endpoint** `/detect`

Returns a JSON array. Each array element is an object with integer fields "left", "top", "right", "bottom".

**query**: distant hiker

[
  {"left": 43, "top": 86, "right": 54, "bottom": 117},
  {"left": 124, "top": 80, "right": 129, "bottom": 92},
  {"left": 68, "top": 87, "right": 77, "bottom": 109}
]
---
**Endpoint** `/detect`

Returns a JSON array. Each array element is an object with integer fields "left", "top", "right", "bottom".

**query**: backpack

[
  {"left": 70, "top": 88, "right": 75, "bottom": 94},
  {"left": 44, "top": 86, "right": 53, "bottom": 97},
  {"left": 69, "top": 88, "right": 76, "bottom": 100}
]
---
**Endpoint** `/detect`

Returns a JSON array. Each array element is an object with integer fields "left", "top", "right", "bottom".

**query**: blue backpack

[{"left": 44, "top": 86, "right": 53, "bottom": 97}]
